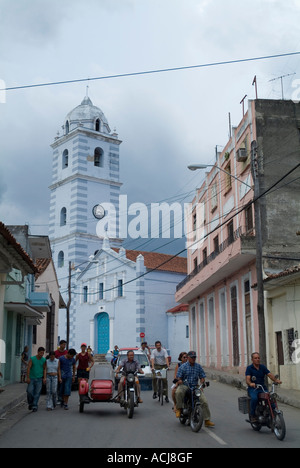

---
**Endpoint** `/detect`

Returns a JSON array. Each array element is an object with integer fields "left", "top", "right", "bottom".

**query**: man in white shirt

[
  {"left": 138, "top": 342, "right": 151, "bottom": 362},
  {"left": 151, "top": 341, "right": 169, "bottom": 402}
]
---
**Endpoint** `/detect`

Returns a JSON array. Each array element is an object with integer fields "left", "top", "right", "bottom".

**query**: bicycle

[{"left": 153, "top": 368, "right": 168, "bottom": 406}]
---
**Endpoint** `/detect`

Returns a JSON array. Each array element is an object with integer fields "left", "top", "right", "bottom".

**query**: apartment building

[{"left": 176, "top": 99, "right": 300, "bottom": 376}]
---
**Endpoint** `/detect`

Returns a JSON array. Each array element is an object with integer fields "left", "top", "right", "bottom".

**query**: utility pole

[
  {"left": 66, "top": 261, "right": 72, "bottom": 348},
  {"left": 251, "top": 140, "right": 266, "bottom": 364}
]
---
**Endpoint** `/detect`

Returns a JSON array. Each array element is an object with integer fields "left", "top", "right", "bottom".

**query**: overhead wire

[{"left": 1, "top": 52, "right": 300, "bottom": 92}]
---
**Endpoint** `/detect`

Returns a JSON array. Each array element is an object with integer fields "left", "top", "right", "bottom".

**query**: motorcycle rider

[
  {"left": 115, "top": 350, "right": 144, "bottom": 404},
  {"left": 246, "top": 352, "right": 282, "bottom": 422},
  {"left": 175, "top": 351, "right": 215, "bottom": 428}
]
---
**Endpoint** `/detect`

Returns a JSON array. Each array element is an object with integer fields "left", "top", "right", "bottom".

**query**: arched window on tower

[
  {"left": 95, "top": 119, "right": 100, "bottom": 132},
  {"left": 62, "top": 149, "right": 69, "bottom": 168},
  {"left": 60, "top": 207, "right": 67, "bottom": 226},
  {"left": 94, "top": 147, "right": 104, "bottom": 167},
  {"left": 58, "top": 251, "right": 64, "bottom": 268},
  {"left": 65, "top": 121, "right": 69, "bottom": 135}
]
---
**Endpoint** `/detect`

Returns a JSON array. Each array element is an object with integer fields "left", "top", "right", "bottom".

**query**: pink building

[
  {"left": 176, "top": 105, "right": 258, "bottom": 374},
  {"left": 177, "top": 98, "right": 300, "bottom": 377}
]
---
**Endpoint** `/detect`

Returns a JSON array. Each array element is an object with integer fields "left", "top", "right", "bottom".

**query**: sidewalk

[
  {"left": 0, "top": 383, "right": 27, "bottom": 418},
  {"left": 203, "top": 367, "right": 300, "bottom": 409}
]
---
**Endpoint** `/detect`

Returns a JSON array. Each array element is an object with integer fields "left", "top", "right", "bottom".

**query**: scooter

[{"left": 238, "top": 377, "right": 286, "bottom": 441}]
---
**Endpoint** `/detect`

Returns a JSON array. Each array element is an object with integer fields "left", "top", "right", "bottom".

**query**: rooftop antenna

[
  {"left": 252, "top": 75, "right": 258, "bottom": 99},
  {"left": 240, "top": 94, "right": 247, "bottom": 116},
  {"left": 269, "top": 72, "right": 296, "bottom": 100}
]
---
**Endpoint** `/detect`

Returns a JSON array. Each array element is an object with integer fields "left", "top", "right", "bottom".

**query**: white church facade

[
  {"left": 75, "top": 238, "right": 187, "bottom": 353},
  {"left": 49, "top": 95, "right": 188, "bottom": 354}
]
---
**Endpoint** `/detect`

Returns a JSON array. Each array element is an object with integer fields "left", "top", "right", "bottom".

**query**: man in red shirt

[{"left": 55, "top": 340, "right": 68, "bottom": 359}]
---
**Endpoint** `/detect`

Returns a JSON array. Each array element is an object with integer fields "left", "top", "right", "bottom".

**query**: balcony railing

[
  {"left": 26, "top": 290, "right": 52, "bottom": 310},
  {"left": 177, "top": 226, "right": 254, "bottom": 292}
]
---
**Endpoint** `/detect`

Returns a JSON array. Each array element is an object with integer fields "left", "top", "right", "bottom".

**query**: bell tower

[{"left": 49, "top": 94, "right": 123, "bottom": 345}]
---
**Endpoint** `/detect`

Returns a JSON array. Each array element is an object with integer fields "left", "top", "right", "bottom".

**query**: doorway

[{"left": 96, "top": 313, "right": 110, "bottom": 354}]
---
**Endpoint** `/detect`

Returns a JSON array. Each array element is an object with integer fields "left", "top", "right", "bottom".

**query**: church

[{"left": 49, "top": 94, "right": 187, "bottom": 353}]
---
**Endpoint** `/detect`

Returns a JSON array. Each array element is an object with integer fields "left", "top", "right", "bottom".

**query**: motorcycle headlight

[
  {"left": 127, "top": 374, "right": 135, "bottom": 383},
  {"left": 195, "top": 388, "right": 201, "bottom": 398}
]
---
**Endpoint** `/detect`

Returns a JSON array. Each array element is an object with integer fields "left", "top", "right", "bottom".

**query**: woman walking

[{"left": 44, "top": 351, "right": 61, "bottom": 411}]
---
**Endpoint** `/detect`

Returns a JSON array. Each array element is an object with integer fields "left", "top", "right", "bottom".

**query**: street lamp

[{"left": 188, "top": 164, "right": 252, "bottom": 189}]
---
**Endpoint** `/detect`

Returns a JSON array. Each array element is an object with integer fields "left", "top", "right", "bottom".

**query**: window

[
  {"left": 58, "top": 251, "right": 64, "bottom": 268},
  {"left": 287, "top": 328, "right": 295, "bottom": 362},
  {"left": 94, "top": 147, "right": 103, "bottom": 167},
  {"left": 95, "top": 119, "right": 100, "bottom": 132},
  {"left": 203, "top": 248, "right": 208, "bottom": 266},
  {"left": 186, "top": 325, "right": 189, "bottom": 339},
  {"left": 62, "top": 149, "right": 69, "bottom": 168},
  {"left": 60, "top": 207, "right": 67, "bottom": 226},
  {"left": 99, "top": 283, "right": 104, "bottom": 300},
  {"left": 193, "top": 212, "right": 197, "bottom": 231},
  {"left": 227, "top": 220, "right": 234, "bottom": 244},
  {"left": 211, "top": 183, "right": 218, "bottom": 212},
  {"left": 213, "top": 235, "right": 219, "bottom": 254},
  {"left": 83, "top": 286, "right": 88, "bottom": 303},
  {"left": 225, "top": 161, "right": 232, "bottom": 192},
  {"left": 118, "top": 279, "right": 123, "bottom": 297},
  {"left": 65, "top": 121, "right": 69, "bottom": 135},
  {"left": 231, "top": 285, "right": 240, "bottom": 367},
  {"left": 245, "top": 204, "right": 254, "bottom": 232}
]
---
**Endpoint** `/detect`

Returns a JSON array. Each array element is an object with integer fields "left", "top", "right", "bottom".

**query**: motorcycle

[
  {"left": 238, "top": 376, "right": 286, "bottom": 441},
  {"left": 118, "top": 371, "right": 140, "bottom": 419},
  {"left": 179, "top": 381, "right": 209, "bottom": 432}
]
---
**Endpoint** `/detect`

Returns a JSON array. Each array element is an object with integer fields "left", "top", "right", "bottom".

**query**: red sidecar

[{"left": 79, "top": 365, "right": 116, "bottom": 413}]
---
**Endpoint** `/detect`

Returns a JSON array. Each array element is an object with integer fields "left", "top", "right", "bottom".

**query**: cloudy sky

[{"left": 0, "top": 0, "right": 300, "bottom": 254}]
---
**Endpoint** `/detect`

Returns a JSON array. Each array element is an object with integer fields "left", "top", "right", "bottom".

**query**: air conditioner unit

[{"left": 236, "top": 147, "right": 247, "bottom": 162}]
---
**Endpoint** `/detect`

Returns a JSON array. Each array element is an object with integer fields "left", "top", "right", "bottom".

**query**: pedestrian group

[
  {"left": 25, "top": 340, "right": 94, "bottom": 412},
  {"left": 23, "top": 338, "right": 275, "bottom": 427}
]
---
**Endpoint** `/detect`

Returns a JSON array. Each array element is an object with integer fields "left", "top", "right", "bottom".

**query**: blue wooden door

[{"left": 97, "top": 313, "right": 109, "bottom": 354}]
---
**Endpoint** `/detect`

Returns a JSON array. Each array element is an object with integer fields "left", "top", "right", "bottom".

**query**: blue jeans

[
  {"left": 248, "top": 386, "right": 267, "bottom": 416},
  {"left": 46, "top": 375, "right": 58, "bottom": 409},
  {"left": 27, "top": 378, "right": 43, "bottom": 410},
  {"left": 60, "top": 377, "right": 72, "bottom": 397}
]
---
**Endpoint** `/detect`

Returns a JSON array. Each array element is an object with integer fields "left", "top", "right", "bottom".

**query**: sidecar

[{"left": 79, "top": 364, "right": 116, "bottom": 413}]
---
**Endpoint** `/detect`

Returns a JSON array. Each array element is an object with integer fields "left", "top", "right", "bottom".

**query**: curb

[{"left": 203, "top": 367, "right": 300, "bottom": 409}]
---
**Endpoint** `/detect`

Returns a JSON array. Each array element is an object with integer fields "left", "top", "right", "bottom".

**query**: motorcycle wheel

[
  {"left": 179, "top": 415, "right": 188, "bottom": 425},
  {"left": 190, "top": 405, "right": 204, "bottom": 433},
  {"left": 127, "top": 392, "right": 135, "bottom": 419},
  {"left": 273, "top": 413, "right": 286, "bottom": 441},
  {"left": 250, "top": 421, "right": 262, "bottom": 432}
]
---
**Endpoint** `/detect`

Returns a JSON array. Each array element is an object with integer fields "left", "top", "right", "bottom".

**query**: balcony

[
  {"left": 26, "top": 290, "right": 52, "bottom": 312},
  {"left": 176, "top": 226, "right": 256, "bottom": 303}
]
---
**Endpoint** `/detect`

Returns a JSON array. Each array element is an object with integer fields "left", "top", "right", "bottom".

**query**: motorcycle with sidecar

[{"left": 78, "top": 364, "right": 140, "bottom": 418}]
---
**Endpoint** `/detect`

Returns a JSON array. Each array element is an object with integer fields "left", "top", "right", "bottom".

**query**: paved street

[{"left": 0, "top": 379, "right": 299, "bottom": 449}]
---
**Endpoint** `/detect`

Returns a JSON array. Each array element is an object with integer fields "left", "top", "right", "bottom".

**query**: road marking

[{"left": 203, "top": 428, "right": 228, "bottom": 446}]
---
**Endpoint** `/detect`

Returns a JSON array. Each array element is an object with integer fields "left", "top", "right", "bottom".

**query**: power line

[{"left": 2, "top": 52, "right": 300, "bottom": 92}]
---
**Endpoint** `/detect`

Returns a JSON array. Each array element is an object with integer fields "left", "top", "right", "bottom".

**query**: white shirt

[{"left": 151, "top": 348, "right": 168, "bottom": 366}]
